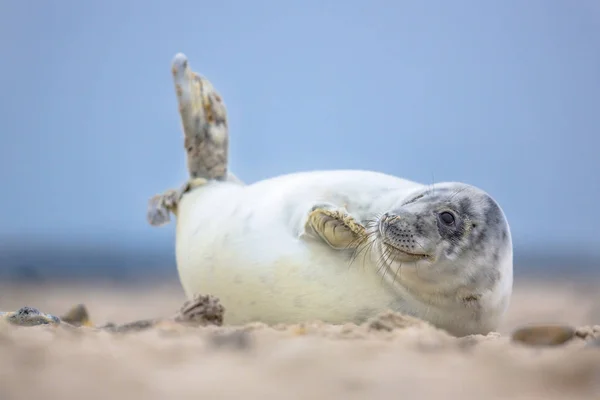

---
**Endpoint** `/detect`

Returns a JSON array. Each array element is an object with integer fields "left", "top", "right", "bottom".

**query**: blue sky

[{"left": 0, "top": 0, "right": 598, "bottom": 257}]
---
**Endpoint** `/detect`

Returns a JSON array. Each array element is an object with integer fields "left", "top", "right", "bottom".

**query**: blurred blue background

[{"left": 0, "top": 0, "right": 598, "bottom": 281}]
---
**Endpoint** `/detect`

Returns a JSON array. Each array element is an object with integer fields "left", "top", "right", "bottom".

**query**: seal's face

[{"left": 370, "top": 182, "right": 512, "bottom": 290}]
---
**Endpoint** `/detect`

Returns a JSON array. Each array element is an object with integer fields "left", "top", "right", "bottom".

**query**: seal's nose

[
  {"left": 381, "top": 212, "right": 401, "bottom": 225},
  {"left": 385, "top": 220, "right": 418, "bottom": 252}
]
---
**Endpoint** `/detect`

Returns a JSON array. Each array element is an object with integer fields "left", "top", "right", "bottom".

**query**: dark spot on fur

[
  {"left": 458, "top": 197, "right": 474, "bottom": 217},
  {"left": 401, "top": 193, "right": 425, "bottom": 206},
  {"left": 491, "top": 249, "right": 500, "bottom": 263},
  {"left": 472, "top": 197, "right": 506, "bottom": 253},
  {"left": 194, "top": 116, "right": 208, "bottom": 139},
  {"left": 445, "top": 242, "right": 457, "bottom": 256},
  {"left": 463, "top": 294, "right": 480, "bottom": 302},
  {"left": 488, "top": 269, "right": 500, "bottom": 286},
  {"left": 415, "top": 215, "right": 426, "bottom": 235}
]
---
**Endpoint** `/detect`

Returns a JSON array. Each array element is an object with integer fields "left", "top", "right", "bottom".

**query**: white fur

[{"left": 175, "top": 169, "right": 512, "bottom": 336}]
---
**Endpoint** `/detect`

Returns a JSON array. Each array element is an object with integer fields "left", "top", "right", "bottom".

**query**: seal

[{"left": 147, "top": 53, "right": 513, "bottom": 337}]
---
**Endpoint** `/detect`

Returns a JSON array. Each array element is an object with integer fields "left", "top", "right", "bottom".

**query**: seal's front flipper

[
  {"left": 301, "top": 204, "right": 366, "bottom": 250},
  {"left": 172, "top": 53, "right": 229, "bottom": 181},
  {"left": 147, "top": 178, "right": 208, "bottom": 227}
]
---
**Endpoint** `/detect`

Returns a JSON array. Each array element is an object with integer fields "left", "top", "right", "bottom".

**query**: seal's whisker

[
  {"left": 348, "top": 239, "right": 371, "bottom": 271},
  {"left": 348, "top": 231, "right": 371, "bottom": 262},
  {"left": 344, "top": 234, "right": 365, "bottom": 252},
  {"left": 381, "top": 247, "right": 393, "bottom": 272},
  {"left": 375, "top": 245, "right": 390, "bottom": 273},
  {"left": 447, "top": 187, "right": 468, "bottom": 203},
  {"left": 424, "top": 181, "right": 435, "bottom": 197},
  {"left": 381, "top": 248, "right": 401, "bottom": 285},
  {"left": 392, "top": 261, "right": 402, "bottom": 285},
  {"left": 377, "top": 247, "right": 393, "bottom": 282},
  {"left": 348, "top": 240, "right": 370, "bottom": 270},
  {"left": 377, "top": 244, "right": 396, "bottom": 279},
  {"left": 347, "top": 218, "right": 380, "bottom": 269},
  {"left": 366, "top": 234, "right": 379, "bottom": 271},
  {"left": 415, "top": 260, "right": 423, "bottom": 280}
]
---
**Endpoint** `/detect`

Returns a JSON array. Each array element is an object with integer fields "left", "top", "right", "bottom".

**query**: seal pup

[{"left": 148, "top": 53, "right": 513, "bottom": 337}]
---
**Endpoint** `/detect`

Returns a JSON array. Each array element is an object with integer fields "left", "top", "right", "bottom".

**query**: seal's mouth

[{"left": 382, "top": 242, "right": 432, "bottom": 261}]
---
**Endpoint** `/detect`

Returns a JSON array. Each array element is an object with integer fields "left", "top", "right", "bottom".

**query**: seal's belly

[
  {"left": 172, "top": 171, "right": 424, "bottom": 325},
  {"left": 175, "top": 191, "right": 398, "bottom": 325},
  {"left": 176, "top": 233, "right": 398, "bottom": 325}
]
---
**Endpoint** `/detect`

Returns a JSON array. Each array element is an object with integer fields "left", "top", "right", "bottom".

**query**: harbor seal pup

[{"left": 147, "top": 53, "right": 513, "bottom": 337}]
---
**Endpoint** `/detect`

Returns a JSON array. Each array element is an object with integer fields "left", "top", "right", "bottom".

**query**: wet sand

[{"left": 1, "top": 278, "right": 599, "bottom": 399}]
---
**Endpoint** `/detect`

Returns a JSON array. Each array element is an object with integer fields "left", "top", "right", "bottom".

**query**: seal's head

[{"left": 369, "top": 182, "right": 513, "bottom": 317}]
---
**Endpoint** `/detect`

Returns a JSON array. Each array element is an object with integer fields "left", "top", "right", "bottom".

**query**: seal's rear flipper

[
  {"left": 147, "top": 191, "right": 177, "bottom": 227},
  {"left": 147, "top": 178, "right": 208, "bottom": 226},
  {"left": 147, "top": 53, "right": 230, "bottom": 228},
  {"left": 172, "top": 53, "right": 229, "bottom": 181}
]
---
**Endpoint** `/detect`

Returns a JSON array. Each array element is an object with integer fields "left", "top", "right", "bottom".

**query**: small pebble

[
  {"left": 2, "top": 307, "right": 60, "bottom": 327},
  {"left": 60, "top": 304, "right": 92, "bottom": 327},
  {"left": 511, "top": 324, "right": 576, "bottom": 347}
]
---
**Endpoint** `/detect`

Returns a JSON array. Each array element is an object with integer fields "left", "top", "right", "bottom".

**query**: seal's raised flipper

[
  {"left": 147, "top": 177, "right": 208, "bottom": 226},
  {"left": 301, "top": 204, "right": 366, "bottom": 250},
  {"left": 172, "top": 53, "right": 229, "bottom": 181},
  {"left": 147, "top": 53, "right": 231, "bottom": 228}
]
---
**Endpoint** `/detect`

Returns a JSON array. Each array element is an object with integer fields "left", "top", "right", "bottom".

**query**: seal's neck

[
  {"left": 386, "top": 253, "right": 513, "bottom": 336},
  {"left": 391, "top": 266, "right": 469, "bottom": 308}
]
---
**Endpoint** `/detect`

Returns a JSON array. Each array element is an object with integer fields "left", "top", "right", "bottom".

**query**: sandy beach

[{"left": 1, "top": 278, "right": 599, "bottom": 400}]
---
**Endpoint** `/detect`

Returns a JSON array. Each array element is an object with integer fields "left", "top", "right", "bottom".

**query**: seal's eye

[{"left": 439, "top": 211, "right": 455, "bottom": 225}]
